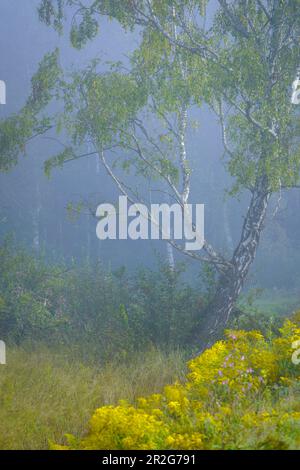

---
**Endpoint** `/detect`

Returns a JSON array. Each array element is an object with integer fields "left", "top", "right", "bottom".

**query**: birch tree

[{"left": 1, "top": 0, "right": 300, "bottom": 348}]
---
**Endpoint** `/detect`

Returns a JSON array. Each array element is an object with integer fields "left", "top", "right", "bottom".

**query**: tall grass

[{"left": 0, "top": 346, "right": 187, "bottom": 449}]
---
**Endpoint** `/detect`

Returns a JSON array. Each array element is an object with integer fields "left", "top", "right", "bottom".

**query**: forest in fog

[{"left": 0, "top": 0, "right": 299, "bottom": 452}]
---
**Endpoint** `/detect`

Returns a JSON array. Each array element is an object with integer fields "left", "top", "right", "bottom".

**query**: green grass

[
  {"left": 241, "top": 289, "right": 300, "bottom": 316},
  {"left": 254, "top": 294, "right": 300, "bottom": 316},
  {"left": 0, "top": 346, "right": 186, "bottom": 450},
  {"left": 0, "top": 341, "right": 299, "bottom": 450}
]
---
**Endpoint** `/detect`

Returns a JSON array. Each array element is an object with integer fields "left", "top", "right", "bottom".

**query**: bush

[
  {"left": 0, "top": 240, "right": 68, "bottom": 342},
  {"left": 0, "top": 240, "right": 203, "bottom": 357},
  {"left": 53, "top": 320, "right": 300, "bottom": 450}
]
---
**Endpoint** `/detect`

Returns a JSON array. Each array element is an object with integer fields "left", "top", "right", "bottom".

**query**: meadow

[
  {"left": 0, "top": 347, "right": 186, "bottom": 449},
  {"left": 0, "top": 316, "right": 299, "bottom": 450},
  {"left": 0, "top": 245, "right": 299, "bottom": 450}
]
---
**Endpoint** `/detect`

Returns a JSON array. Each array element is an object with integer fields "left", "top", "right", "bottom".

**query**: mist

[{"left": 0, "top": 0, "right": 299, "bottom": 453}]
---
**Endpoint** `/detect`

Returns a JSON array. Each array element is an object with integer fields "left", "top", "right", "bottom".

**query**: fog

[
  {"left": 0, "top": 0, "right": 300, "bottom": 453},
  {"left": 0, "top": 0, "right": 299, "bottom": 289}
]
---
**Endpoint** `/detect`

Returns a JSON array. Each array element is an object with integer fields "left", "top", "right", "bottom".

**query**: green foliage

[
  {"left": 70, "top": 10, "right": 99, "bottom": 49},
  {"left": 3, "top": 240, "right": 298, "bottom": 359},
  {"left": 27, "top": 49, "right": 61, "bottom": 111},
  {"left": 0, "top": 50, "right": 61, "bottom": 172},
  {"left": 210, "top": 1, "right": 300, "bottom": 193},
  {"left": 38, "top": 0, "right": 65, "bottom": 33},
  {"left": 232, "top": 289, "right": 300, "bottom": 337},
  {"left": 0, "top": 110, "right": 33, "bottom": 171},
  {"left": 44, "top": 147, "right": 73, "bottom": 178},
  {"left": 0, "top": 239, "right": 67, "bottom": 342},
  {"left": 130, "top": 264, "right": 202, "bottom": 349},
  {"left": 0, "top": 241, "right": 203, "bottom": 356},
  {"left": 31, "top": 1, "right": 300, "bottom": 199},
  {"left": 60, "top": 260, "right": 203, "bottom": 358},
  {"left": 6, "top": 1, "right": 300, "bottom": 197},
  {"left": 231, "top": 308, "right": 283, "bottom": 339}
]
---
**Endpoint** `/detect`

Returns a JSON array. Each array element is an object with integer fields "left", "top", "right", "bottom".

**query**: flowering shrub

[{"left": 52, "top": 320, "right": 300, "bottom": 450}]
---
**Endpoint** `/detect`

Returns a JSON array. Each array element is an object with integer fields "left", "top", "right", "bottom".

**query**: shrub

[
  {"left": 0, "top": 240, "right": 202, "bottom": 356},
  {"left": 0, "top": 240, "right": 68, "bottom": 342}
]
